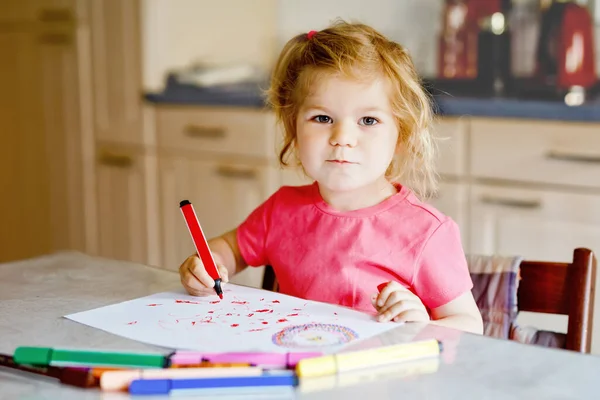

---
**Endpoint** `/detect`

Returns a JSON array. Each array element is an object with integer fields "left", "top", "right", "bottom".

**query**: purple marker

[{"left": 170, "top": 352, "right": 322, "bottom": 368}]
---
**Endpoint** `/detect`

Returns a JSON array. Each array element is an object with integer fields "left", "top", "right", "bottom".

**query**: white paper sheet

[{"left": 65, "top": 284, "right": 398, "bottom": 354}]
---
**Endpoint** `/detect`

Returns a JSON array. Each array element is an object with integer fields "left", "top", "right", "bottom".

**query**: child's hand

[
  {"left": 179, "top": 254, "right": 229, "bottom": 297},
  {"left": 372, "top": 281, "right": 430, "bottom": 323}
]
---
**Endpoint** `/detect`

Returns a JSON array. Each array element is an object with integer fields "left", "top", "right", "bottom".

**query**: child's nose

[{"left": 329, "top": 121, "right": 357, "bottom": 147}]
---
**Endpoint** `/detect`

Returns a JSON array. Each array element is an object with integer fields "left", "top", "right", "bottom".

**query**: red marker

[{"left": 179, "top": 200, "right": 224, "bottom": 299}]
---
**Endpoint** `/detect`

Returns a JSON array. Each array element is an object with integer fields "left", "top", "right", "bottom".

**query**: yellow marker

[{"left": 296, "top": 339, "right": 442, "bottom": 378}]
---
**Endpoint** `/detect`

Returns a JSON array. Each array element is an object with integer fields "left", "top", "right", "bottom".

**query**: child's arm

[
  {"left": 179, "top": 228, "right": 248, "bottom": 296},
  {"left": 428, "top": 292, "right": 483, "bottom": 334},
  {"left": 374, "top": 283, "right": 483, "bottom": 334}
]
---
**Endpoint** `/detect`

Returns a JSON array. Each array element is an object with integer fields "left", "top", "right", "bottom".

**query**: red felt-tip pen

[{"left": 179, "top": 200, "right": 224, "bottom": 299}]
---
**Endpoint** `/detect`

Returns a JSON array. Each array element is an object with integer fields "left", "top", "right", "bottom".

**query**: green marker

[{"left": 13, "top": 346, "right": 166, "bottom": 368}]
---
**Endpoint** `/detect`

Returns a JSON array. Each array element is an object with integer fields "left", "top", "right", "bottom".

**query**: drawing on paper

[
  {"left": 272, "top": 323, "right": 359, "bottom": 348},
  {"left": 65, "top": 284, "right": 397, "bottom": 354}
]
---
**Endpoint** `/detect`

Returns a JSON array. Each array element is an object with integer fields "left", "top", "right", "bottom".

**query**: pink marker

[{"left": 170, "top": 351, "right": 322, "bottom": 368}]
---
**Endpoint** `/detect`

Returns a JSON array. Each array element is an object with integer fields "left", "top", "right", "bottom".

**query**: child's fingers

[
  {"left": 180, "top": 255, "right": 215, "bottom": 288},
  {"left": 377, "top": 300, "right": 428, "bottom": 322},
  {"left": 375, "top": 281, "right": 409, "bottom": 307},
  {"left": 390, "top": 309, "right": 430, "bottom": 323},
  {"left": 180, "top": 267, "right": 215, "bottom": 296},
  {"left": 375, "top": 290, "right": 416, "bottom": 316}
]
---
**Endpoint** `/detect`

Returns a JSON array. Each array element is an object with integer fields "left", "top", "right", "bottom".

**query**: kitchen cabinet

[
  {"left": 158, "top": 152, "right": 279, "bottom": 288},
  {"left": 469, "top": 184, "right": 600, "bottom": 262},
  {"left": 0, "top": 16, "right": 88, "bottom": 262},
  {"left": 95, "top": 144, "right": 156, "bottom": 265},
  {"left": 89, "top": 0, "right": 144, "bottom": 146},
  {"left": 429, "top": 182, "right": 470, "bottom": 250}
]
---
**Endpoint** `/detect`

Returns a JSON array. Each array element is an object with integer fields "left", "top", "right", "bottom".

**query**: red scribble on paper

[
  {"left": 231, "top": 301, "right": 248, "bottom": 305},
  {"left": 254, "top": 309, "right": 273, "bottom": 313},
  {"left": 247, "top": 313, "right": 254, "bottom": 317},
  {"left": 271, "top": 300, "right": 280, "bottom": 304},
  {"left": 158, "top": 320, "right": 175, "bottom": 329},
  {"left": 176, "top": 300, "right": 201, "bottom": 305},
  {"left": 262, "top": 321, "right": 269, "bottom": 325},
  {"left": 277, "top": 319, "right": 288, "bottom": 323},
  {"left": 248, "top": 328, "right": 266, "bottom": 332},
  {"left": 208, "top": 311, "right": 214, "bottom": 314},
  {"left": 287, "top": 313, "right": 299, "bottom": 317},
  {"left": 146, "top": 304, "right": 161, "bottom": 307},
  {"left": 231, "top": 324, "right": 239, "bottom": 327},
  {"left": 127, "top": 321, "right": 137, "bottom": 325},
  {"left": 209, "top": 301, "right": 220, "bottom": 304},
  {"left": 226, "top": 313, "right": 233, "bottom": 316},
  {"left": 191, "top": 321, "right": 197, "bottom": 326}
]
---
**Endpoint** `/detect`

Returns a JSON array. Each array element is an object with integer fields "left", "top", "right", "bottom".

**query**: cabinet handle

[
  {"left": 546, "top": 150, "right": 600, "bottom": 164},
  {"left": 38, "top": 33, "right": 72, "bottom": 45},
  {"left": 215, "top": 166, "right": 257, "bottom": 180},
  {"left": 98, "top": 152, "right": 134, "bottom": 168},
  {"left": 479, "top": 195, "right": 541, "bottom": 209},
  {"left": 38, "top": 8, "right": 73, "bottom": 22},
  {"left": 184, "top": 125, "right": 226, "bottom": 139}
]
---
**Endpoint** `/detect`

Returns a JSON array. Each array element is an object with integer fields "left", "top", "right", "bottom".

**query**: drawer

[
  {"left": 0, "top": 0, "right": 84, "bottom": 24},
  {"left": 434, "top": 117, "right": 468, "bottom": 177},
  {"left": 155, "top": 107, "right": 277, "bottom": 160},
  {"left": 470, "top": 119, "right": 600, "bottom": 189}
]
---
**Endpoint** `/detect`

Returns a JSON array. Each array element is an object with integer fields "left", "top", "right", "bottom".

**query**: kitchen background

[{"left": 2, "top": 0, "right": 600, "bottom": 351}]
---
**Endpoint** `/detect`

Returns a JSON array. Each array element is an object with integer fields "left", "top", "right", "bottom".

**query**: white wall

[
  {"left": 142, "top": 0, "right": 278, "bottom": 92},
  {"left": 276, "top": 0, "right": 443, "bottom": 77}
]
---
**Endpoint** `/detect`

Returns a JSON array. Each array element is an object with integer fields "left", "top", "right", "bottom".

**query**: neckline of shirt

[{"left": 309, "top": 181, "right": 410, "bottom": 218}]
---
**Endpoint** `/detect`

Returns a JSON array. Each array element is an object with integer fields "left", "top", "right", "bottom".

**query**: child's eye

[
  {"left": 359, "top": 117, "right": 379, "bottom": 126},
  {"left": 312, "top": 115, "right": 332, "bottom": 124}
]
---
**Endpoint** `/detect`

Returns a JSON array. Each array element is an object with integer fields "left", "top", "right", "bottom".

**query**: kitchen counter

[{"left": 145, "top": 80, "right": 600, "bottom": 123}]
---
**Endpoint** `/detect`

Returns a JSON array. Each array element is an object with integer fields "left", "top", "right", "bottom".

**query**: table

[{"left": 1, "top": 251, "right": 599, "bottom": 399}]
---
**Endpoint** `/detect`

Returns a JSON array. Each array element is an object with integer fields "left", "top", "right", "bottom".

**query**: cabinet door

[
  {"left": 95, "top": 145, "right": 153, "bottom": 265},
  {"left": 90, "top": 0, "right": 143, "bottom": 145},
  {"left": 0, "top": 25, "right": 88, "bottom": 262},
  {"left": 38, "top": 25, "right": 87, "bottom": 253},
  {"left": 159, "top": 155, "right": 278, "bottom": 288},
  {"left": 469, "top": 184, "right": 600, "bottom": 352},
  {"left": 428, "top": 182, "right": 469, "bottom": 251},
  {"left": 0, "top": 30, "right": 53, "bottom": 262}
]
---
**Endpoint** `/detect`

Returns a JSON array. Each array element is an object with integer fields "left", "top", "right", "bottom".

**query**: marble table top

[{"left": 1, "top": 251, "right": 600, "bottom": 400}]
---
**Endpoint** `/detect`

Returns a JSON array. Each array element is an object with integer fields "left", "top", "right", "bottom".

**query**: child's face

[{"left": 295, "top": 73, "right": 399, "bottom": 193}]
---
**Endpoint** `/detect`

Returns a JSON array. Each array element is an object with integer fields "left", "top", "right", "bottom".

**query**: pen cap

[
  {"left": 296, "top": 355, "right": 336, "bottom": 378},
  {"left": 287, "top": 352, "right": 323, "bottom": 367},
  {"left": 14, "top": 347, "right": 52, "bottom": 365}
]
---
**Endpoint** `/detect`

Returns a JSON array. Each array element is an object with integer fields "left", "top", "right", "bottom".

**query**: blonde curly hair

[{"left": 267, "top": 20, "right": 438, "bottom": 199}]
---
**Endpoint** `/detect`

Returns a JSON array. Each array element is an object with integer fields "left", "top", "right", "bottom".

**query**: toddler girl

[{"left": 179, "top": 21, "right": 483, "bottom": 334}]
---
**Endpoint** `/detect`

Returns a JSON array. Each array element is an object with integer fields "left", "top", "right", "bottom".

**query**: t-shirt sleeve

[
  {"left": 411, "top": 219, "right": 473, "bottom": 310},
  {"left": 236, "top": 190, "right": 278, "bottom": 267}
]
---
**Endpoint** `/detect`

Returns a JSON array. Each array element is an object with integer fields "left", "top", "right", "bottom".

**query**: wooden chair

[
  {"left": 517, "top": 248, "right": 596, "bottom": 353},
  {"left": 261, "top": 248, "right": 597, "bottom": 352}
]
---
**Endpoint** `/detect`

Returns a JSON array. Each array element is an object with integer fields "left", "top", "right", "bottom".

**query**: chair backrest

[{"left": 517, "top": 248, "right": 597, "bottom": 353}]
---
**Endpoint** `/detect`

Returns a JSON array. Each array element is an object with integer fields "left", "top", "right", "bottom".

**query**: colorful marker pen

[{"left": 179, "top": 200, "right": 224, "bottom": 299}]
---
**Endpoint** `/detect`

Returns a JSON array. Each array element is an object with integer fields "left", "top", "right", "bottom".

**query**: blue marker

[{"left": 129, "top": 370, "right": 298, "bottom": 395}]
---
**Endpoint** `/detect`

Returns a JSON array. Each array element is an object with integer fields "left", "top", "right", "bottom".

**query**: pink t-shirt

[{"left": 236, "top": 182, "right": 473, "bottom": 315}]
